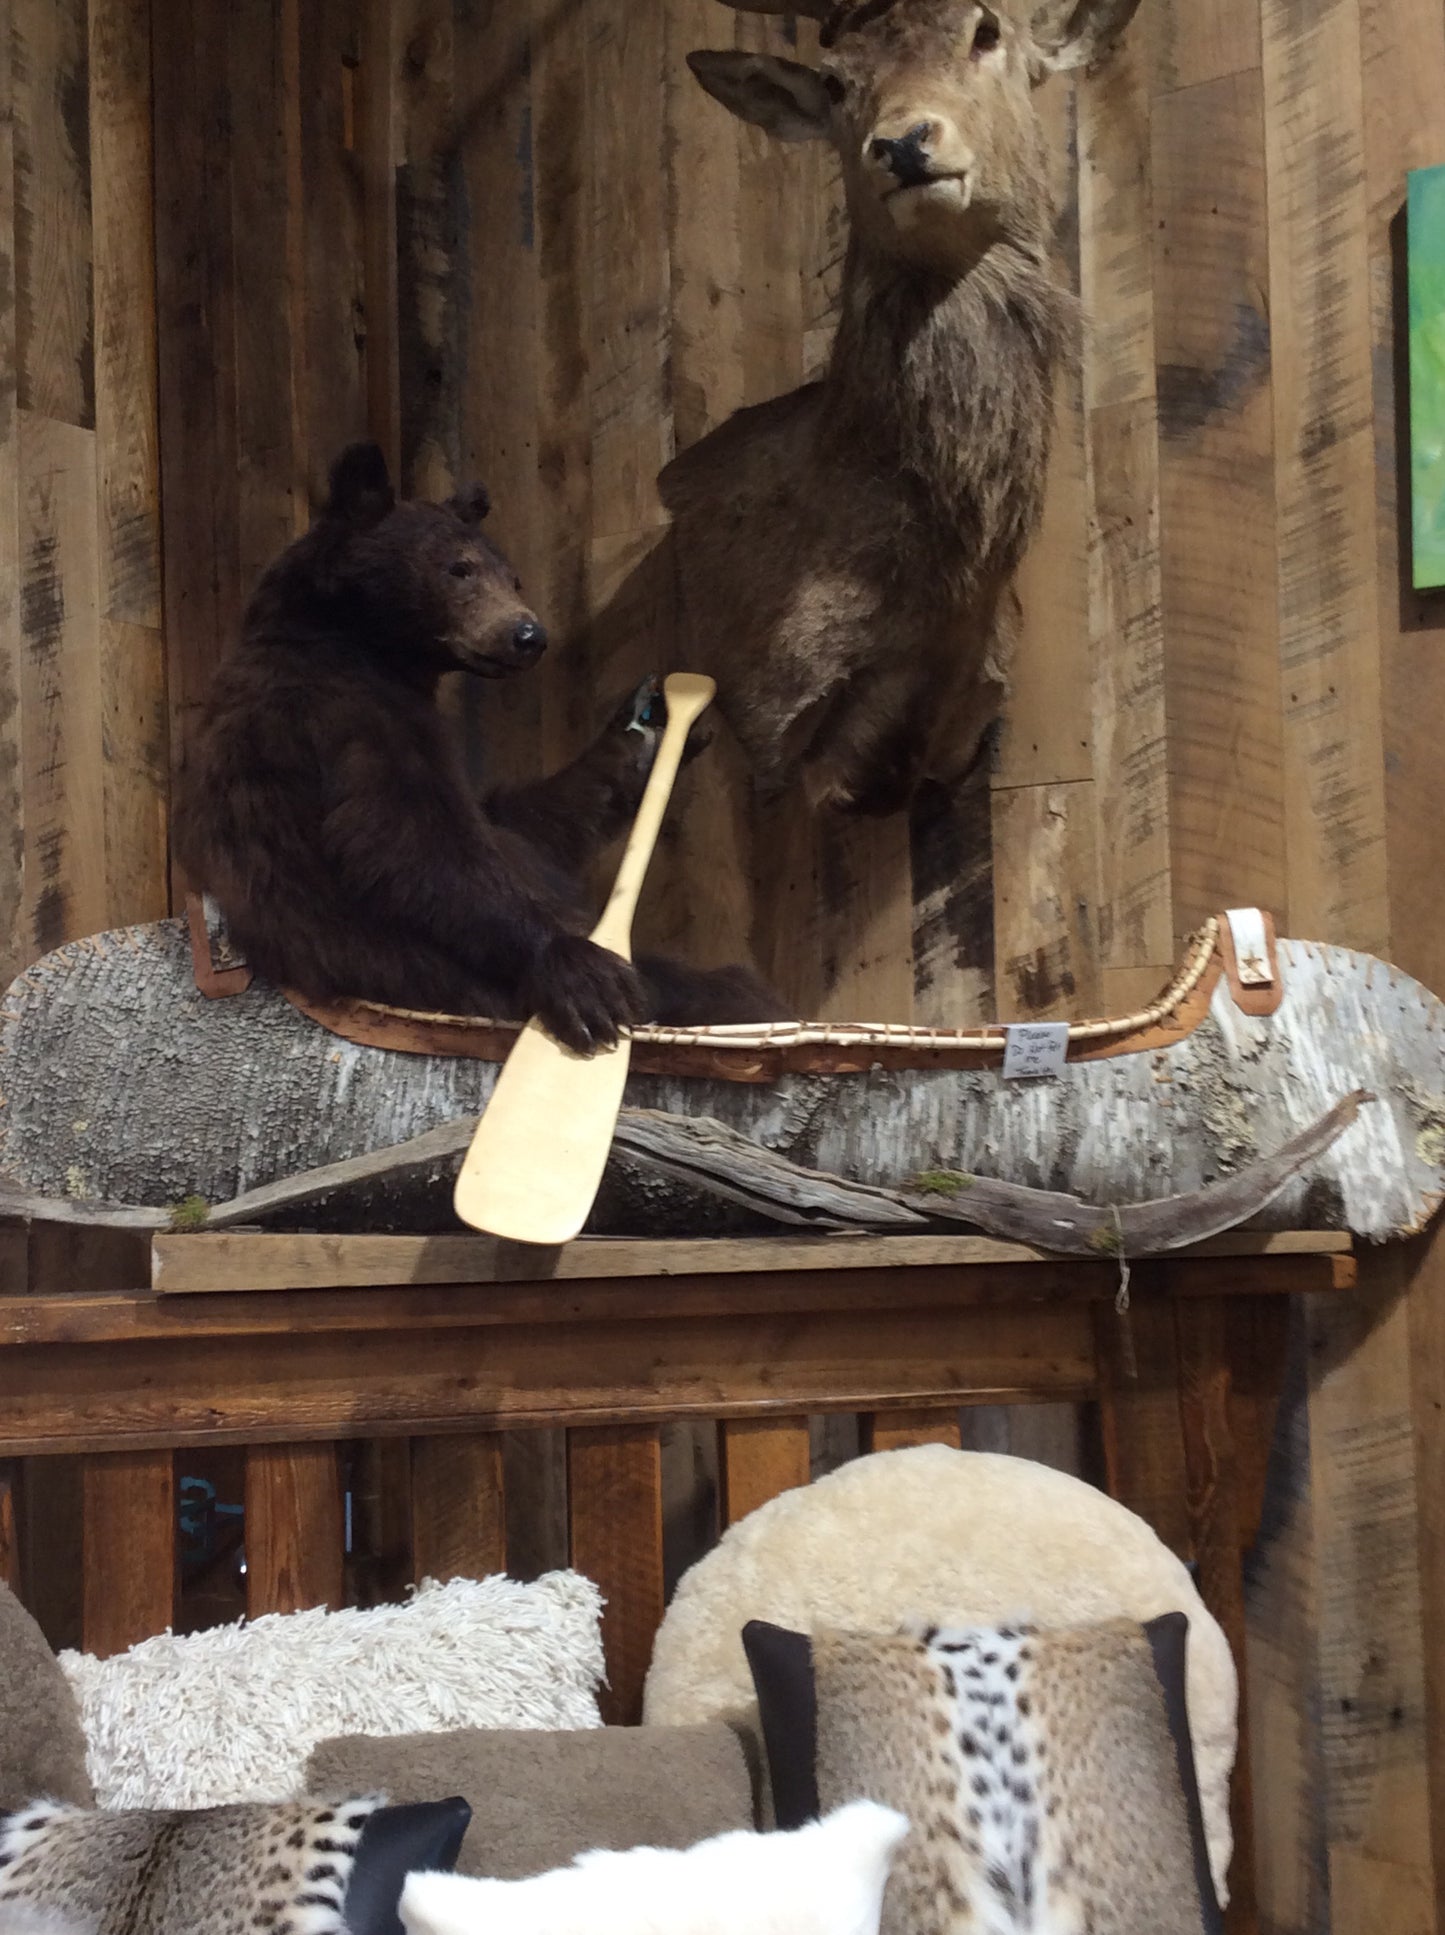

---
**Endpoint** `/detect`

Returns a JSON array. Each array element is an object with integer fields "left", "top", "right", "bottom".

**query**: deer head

[{"left": 688, "top": 0, "right": 1142, "bottom": 274}]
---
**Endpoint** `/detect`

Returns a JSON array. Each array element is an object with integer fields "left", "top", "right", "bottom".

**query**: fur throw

[{"left": 399, "top": 1801, "right": 908, "bottom": 1935}]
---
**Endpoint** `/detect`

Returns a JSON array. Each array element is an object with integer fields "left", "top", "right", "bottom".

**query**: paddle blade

[{"left": 452, "top": 1020, "right": 632, "bottom": 1243}]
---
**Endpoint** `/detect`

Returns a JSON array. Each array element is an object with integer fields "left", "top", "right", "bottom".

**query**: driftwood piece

[
  {"left": 0, "top": 1089, "right": 1373, "bottom": 1259},
  {"left": 0, "top": 919, "right": 1442, "bottom": 1240}
]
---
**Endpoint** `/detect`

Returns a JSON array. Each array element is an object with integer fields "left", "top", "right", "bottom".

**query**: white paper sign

[{"left": 1002, "top": 1022, "right": 1070, "bottom": 1081}]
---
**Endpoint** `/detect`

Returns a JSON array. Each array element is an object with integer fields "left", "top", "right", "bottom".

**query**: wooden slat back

[
  {"left": 81, "top": 1449, "right": 176, "bottom": 1658},
  {"left": 567, "top": 1425, "right": 666, "bottom": 1725},
  {"left": 720, "top": 1416, "right": 811, "bottom": 1527},
  {"left": 411, "top": 1432, "right": 507, "bottom": 1583},
  {"left": 0, "top": 1462, "right": 18, "bottom": 1595},
  {"left": 244, "top": 1442, "right": 345, "bottom": 1616},
  {"left": 862, "top": 1408, "right": 964, "bottom": 1454}
]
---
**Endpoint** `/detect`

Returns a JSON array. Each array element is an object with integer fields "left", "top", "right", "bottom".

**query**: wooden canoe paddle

[{"left": 452, "top": 671, "right": 717, "bottom": 1243}]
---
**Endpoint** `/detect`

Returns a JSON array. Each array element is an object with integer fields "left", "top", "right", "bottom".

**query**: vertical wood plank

[
  {"left": 1092, "top": 1285, "right": 1192, "bottom": 1561},
  {"left": 0, "top": 1462, "right": 18, "bottom": 1595},
  {"left": 302, "top": 0, "right": 368, "bottom": 490},
  {"left": 861, "top": 1409, "right": 963, "bottom": 1455},
  {"left": 1176, "top": 1296, "right": 1256, "bottom": 1935},
  {"left": 0, "top": 0, "right": 23, "bottom": 983},
  {"left": 18, "top": 413, "right": 104, "bottom": 956},
  {"left": 81, "top": 1448, "right": 176, "bottom": 1657},
  {"left": 244, "top": 1441, "right": 345, "bottom": 1616},
  {"left": 453, "top": 0, "right": 539, "bottom": 793},
  {"left": 992, "top": 779, "right": 1101, "bottom": 1020},
  {"left": 568, "top": 1423, "right": 664, "bottom": 1726},
  {"left": 346, "top": 1436, "right": 413, "bottom": 1608},
  {"left": 152, "top": 0, "right": 241, "bottom": 797},
  {"left": 720, "top": 1416, "right": 811, "bottom": 1527},
  {"left": 503, "top": 1426, "right": 570, "bottom": 1582},
  {"left": 1153, "top": 63, "right": 1284, "bottom": 941},
  {"left": 411, "top": 1431, "right": 507, "bottom": 1582},
  {"left": 909, "top": 767, "right": 996, "bottom": 1028},
  {"left": 999, "top": 77, "right": 1091, "bottom": 794},
  {"left": 359, "top": 0, "right": 400, "bottom": 476},
  {"left": 14, "top": 0, "right": 94, "bottom": 430},
  {"left": 91, "top": 0, "right": 168, "bottom": 932},
  {"left": 393, "top": 0, "right": 457, "bottom": 503}
]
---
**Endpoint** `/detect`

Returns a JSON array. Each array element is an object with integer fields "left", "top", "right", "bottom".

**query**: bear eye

[
  {"left": 449, "top": 560, "right": 475, "bottom": 579},
  {"left": 822, "top": 69, "right": 847, "bottom": 105},
  {"left": 971, "top": 9, "right": 1001, "bottom": 55}
]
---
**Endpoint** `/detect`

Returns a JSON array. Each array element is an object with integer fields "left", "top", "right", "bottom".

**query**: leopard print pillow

[
  {"left": 746, "top": 1615, "right": 1222, "bottom": 1935},
  {"left": 0, "top": 1795, "right": 380, "bottom": 1935}
]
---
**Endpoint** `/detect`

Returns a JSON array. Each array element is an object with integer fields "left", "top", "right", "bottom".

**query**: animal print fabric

[
  {"left": 811, "top": 1621, "right": 1212, "bottom": 1935},
  {"left": 0, "top": 1795, "right": 379, "bottom": 1935}
]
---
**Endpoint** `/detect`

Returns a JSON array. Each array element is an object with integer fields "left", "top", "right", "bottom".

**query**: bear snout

[{"left": 511, "top": 618, "right": 547, "bottom": 664}]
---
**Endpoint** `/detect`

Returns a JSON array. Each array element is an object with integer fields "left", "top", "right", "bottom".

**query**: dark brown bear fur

[{"left": 175, "top": 442, "right": 787, "bottom": 1053}]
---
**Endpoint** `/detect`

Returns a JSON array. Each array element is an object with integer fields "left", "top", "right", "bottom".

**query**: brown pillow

[
  {"left": 0, "top": 1582, "right": 92, "bottom": 1811},
  {"left": 305, "top": 1725, "right": 755, "bottom": 1879}
]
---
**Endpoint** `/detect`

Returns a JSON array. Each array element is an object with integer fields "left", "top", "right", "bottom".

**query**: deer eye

[
  {"left": 822, "top": 69, "right": 847, "bottom": 105},
  {"left": 971, "top": 9, "right": 1001, "bottom": 55},
  {"left": 449, "top": 560, "right": 475, "bottom": 579}
]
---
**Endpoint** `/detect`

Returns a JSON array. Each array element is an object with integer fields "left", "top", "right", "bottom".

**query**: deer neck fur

[{"left": 821, "top": 232, "right": 1074, "bottom": 592}]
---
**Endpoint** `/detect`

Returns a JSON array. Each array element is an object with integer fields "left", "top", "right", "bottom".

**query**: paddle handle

[{"left": 590, "top": 673, "right": 715, "bottom": 959}]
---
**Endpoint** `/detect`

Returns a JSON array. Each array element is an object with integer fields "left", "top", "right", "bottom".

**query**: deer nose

[
  {"left": 869, "top": 122, "right": 935, "bottom": 186},
  {"left": 512, "top": 618, "right": 547, "bottom": 662}
]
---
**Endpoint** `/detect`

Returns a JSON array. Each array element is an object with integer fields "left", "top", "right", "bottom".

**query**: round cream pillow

[{"left": 642, "top": 1445, "right": 1236, "bottom": 1903}]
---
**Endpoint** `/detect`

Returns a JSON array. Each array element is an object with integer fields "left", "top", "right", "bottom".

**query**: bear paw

[{"left": 524, "top": 934, "right": 651, "bottom": 1055}]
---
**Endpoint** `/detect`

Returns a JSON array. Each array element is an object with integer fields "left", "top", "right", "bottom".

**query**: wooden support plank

[
  {"left": 0, "top": 1300, "right": 1103, "bottom": 1454},
  {"left": 1152, "top": 61, "right": 1284, "bottom": 942},
  {"left": 568, "top": 1424, "right": 664, "bottom": 1725},
  {"left": 504, "top": 1427, "right": 570, "bottom": 1583},
  {"left": 1176, "top": 1297, "right": 1255, "bottom": 1935},
  {"left": 991, "top": 779, "right": 1101, "bottom": 1021},
  {"left": 81, "top": 1447, "right": 175, "bottom": 1657},
  {"left": 1092, "top": 1281, "right": 1192, "bottom": 1560},
  {"left": 861, "top": 1408, "right": 962, "bottom": 1454},
  {"left": 358, "top": 0, "right": 399, "bottom": 476},
  {"left": 720, "top": 1415, "right": 812, "bottom": 1527},
  {"left": 244, "top": 1441, "right": 344, "bottom": 1615},
  {"left": 18, "top": 412, "right": 105, "bottom": 956},
  {"left": 90, "top": 0, "right": 168, "bottom": 935},
  {"left": 410, "top": 1431, "right": 507, "bottom": 1583}
]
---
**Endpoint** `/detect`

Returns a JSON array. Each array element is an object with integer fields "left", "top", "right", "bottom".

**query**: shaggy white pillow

[
  {"left": 642, "top": 1447, "right": 1237, "bottom": 1905},
  {"left": 399, "top": 1800, "right": 909, "bottom": 1935},
  {"left": 61, "top": 1572, "right": 604, "bottom": 1811}
]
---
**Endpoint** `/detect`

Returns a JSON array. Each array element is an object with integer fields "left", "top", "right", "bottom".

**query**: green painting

[{"left": 1410, "top": 165, "right": 1445, "bottom": 590}]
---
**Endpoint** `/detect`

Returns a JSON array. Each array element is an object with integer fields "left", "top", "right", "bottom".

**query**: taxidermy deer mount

[{"left": 665, "top": 0, "right": 1142, "bottom": 817}]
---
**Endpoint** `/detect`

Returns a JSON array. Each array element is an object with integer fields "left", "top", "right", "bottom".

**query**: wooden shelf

[{"left": 148, "top": 1226, "right": 1354, "bottom": 1296}]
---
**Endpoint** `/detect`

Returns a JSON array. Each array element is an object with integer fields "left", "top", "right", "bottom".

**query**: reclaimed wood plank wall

[{"left": 5, "top": 0, "right": 1445, "bottom": 1927}]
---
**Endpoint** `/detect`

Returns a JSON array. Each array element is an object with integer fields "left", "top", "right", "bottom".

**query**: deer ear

[
  {"left": 447, "top": 482, "right": 491, "bottom": 525},
  {"left": 686, "top": 51, "right": 831, "bottom": 141},
  {"left": 1029, "top": 0, "right": 1143, "bottom": 76},
  {"left": 323, "top": 442, "right": 395, "bottom": 526}
]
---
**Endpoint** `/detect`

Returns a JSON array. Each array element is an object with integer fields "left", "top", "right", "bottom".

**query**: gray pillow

[
  {"left": 0, "top": 1584, "right": 92, "bottom": 1812},
  {"left": 306, "top": 1724, "right": 756, "bottom": 1879}
]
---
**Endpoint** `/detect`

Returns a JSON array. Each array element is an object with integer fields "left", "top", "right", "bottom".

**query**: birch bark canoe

[{"left": 1, "top": 917, "right": 1443, "bottom": 1240}]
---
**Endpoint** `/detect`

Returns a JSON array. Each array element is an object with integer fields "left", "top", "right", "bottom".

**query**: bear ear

[
  {"left": 447, "top": 482, "right": 491, "bottom": 525},
  {"left": 324, "top": 442, "right": 395, "bottom": 527}
]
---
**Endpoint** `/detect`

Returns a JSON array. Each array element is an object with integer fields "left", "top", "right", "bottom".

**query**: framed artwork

[{"left": 1409, "top": 163, "right": 1445, "bottom": 591}]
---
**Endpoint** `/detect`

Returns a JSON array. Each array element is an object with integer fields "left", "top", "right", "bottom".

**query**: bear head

[{"left": 291, "top": 441, "right": 548, "bottom": 681}]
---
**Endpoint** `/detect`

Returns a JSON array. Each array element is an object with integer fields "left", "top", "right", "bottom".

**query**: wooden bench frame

[{"left": 0, "top": 1229, "right": 1357, "bottom": 1935}]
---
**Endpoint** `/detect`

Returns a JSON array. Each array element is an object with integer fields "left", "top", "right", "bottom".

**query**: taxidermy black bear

[{"left": 175, "top": 442, "right": 787, "bottom": 1053}]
